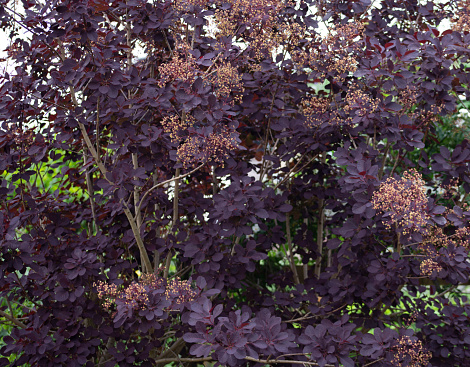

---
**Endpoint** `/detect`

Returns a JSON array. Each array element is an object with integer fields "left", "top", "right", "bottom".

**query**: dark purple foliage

[{"left": 0, "top": 0, "right": 470, "bottom": 366}]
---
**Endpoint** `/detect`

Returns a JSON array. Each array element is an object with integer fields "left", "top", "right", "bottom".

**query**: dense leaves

[{"left": 1, "top": 0, "right": 470, "bottom": 366}]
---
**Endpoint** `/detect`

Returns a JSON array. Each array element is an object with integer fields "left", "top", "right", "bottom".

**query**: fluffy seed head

[
  {"left": 391, "top": 335, "right": 432, "bottom": 367},
  {"left": 372, "top": 169, "right": 429, "bottom": 235}
]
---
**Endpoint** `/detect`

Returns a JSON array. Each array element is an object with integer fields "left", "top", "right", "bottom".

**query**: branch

[
  {"left": 315, "top": 152, "right": 327, "bottom": 278},
  {"left": 136, "top": 163, "right": 205, "bottom": 220},
  {"left": 0, "top": 309, "right": 27, "bottom": 329},
  {"left": 56, "top": 39, "right": 153, "bottom": 273},
  {"left": 272, "top": 153, "right": 318, "bottom": 192},
  {"left": 259, "top": 85, "right": 281, "bottom": 183},
  {"left": 83, "top": 144, "right": 97, "bottom": 234},
  {"left": 245, "top": 356, "right": 335, "bottom": 366},
  {"left": 152, "top": 355, "right": 334, "bottom": 367},
  {"left": 378, "top": 141, "right": 391, "bottom": 180},
  {"left": 153, "top": 357, "right": 213, "bottom": 364},
  {"left": 435, "top": 284, "right": 458, "bottom": 298},
  {"left": 363, "top": 358, "right": 384, "bottom": 367},
  {"left": 286, "top": 209, "right": 300, "bottom": 285}
]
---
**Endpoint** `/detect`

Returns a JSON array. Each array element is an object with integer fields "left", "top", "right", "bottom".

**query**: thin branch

[
  {"left": 259, "top": 86, "right": 281, "bottom": 183},
  {"left": 272, "top": 153, "right": 318, "bottom": 192},
  {"left": 136, "top": 163, "right": 205, "bottom": 219},
  {"left": 378, "top": 141, "right": 390, "bottom": 180},
  {"left": 435, "top": 284, "right": 458, "bottom": 298},
  {"left": 162, "top": 30, "right": 174, "bottom": 57},
  {"left": 390, "top": 149, "right": 401, "bottom": 177},
  {"left": 83, "top": 144, "right": 97, "bottom": 233},
  {"left": 3, "top": 6, "right": 62, "bottom": 60},
  {"left": 363, "top": 358, "right": 384, "bottom": 367},
  {"left": 153, "top": 357, "right": 213, "bottom": 364},
  {"left": 132, "top": 154, "right": 142, "bottom": 226},
  {"left": 5, "top": 297, "right": 14, "bottom": 318},
  {"left": 164, "top": 166, "right": 180, "bottom": 280},
  {"left": 155, "top": 338, "right": 186, "bottom": 361},
  {"left": 286, "top": 209, "right": 300, "bottom": 285},
  {"left": 0, "top": 309, "right": 27, "bottom": 329},
  {"left": 56, "top": 39, "right": 153, "bottom": 273},
  {"left": 245, "top": 356, "right": 334, "bottom": 366},
  {"left": 315, "top": 152, "right": 327, "bottom": 278},
  {"left": 284, "top": 312, "right": 313, "bottom": 323},
  {"left": 152, "top": 355, "right": 334, "bottom": 366}
]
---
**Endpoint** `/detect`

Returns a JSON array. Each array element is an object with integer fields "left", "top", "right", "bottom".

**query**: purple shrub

[{"left": 1, "top": 0, "right": 470, "bottom": 366}]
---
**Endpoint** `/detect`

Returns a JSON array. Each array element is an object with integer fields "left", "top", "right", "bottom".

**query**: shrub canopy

[{"left": 1, "top": 0, "right": 470, "bottom": 366}]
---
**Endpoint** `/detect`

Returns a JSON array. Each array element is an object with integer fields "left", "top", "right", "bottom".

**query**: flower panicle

[
  {"left": 94, "top": 274, "right": 197, "bottom": 312},
  {"left": 372, "top": 169, "right": 429, "bottom": 235}
]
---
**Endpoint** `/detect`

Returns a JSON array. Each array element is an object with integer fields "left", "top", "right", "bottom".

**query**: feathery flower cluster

[
  {"left": 173, "top": 0, "right": 210, "bottom": 12},
  {"left": 455, "top": 226, "right": 470, "bottom": 248},
  {"left": 9, "top": 127, "right": 34, "bottom": 146},
  {"left": 161, "top": 114, "right": 195, "bottom": 142},
  {"left": 451, "top": 1, "right": 470, "bottom": 33},
  {"left": 3, "top": 127, "right": 36, "bottom": 154},
  {"left": 327, "top": 54, "right": 358, "bottom": 76},
  {"left": 214, "top": 9, "right": 237, "bottom": 38},
  {"left": 158, "top": 53, "right": 198, "bottom": 88},
  {"left": 95, "top": 281, "right": 120, "bottom": 310},
  {"left": 94, "top": 274, "right": 196, "bottom": 312},
  {"left": 416, "top": 223, "right": 470, "bottom": 276},
  {"left": 213, "top": 0, "right": 285, "bottom": 35},
  {"left": 344, "top": 85, "right": 379, "bottom": 118},
  {"left": 212, "top": 0, "right": 296, "bottom": 58},
  {"left": 165, "top": 276, "right": 197, "bottom": 306},
  {"left": 334, "top": 21, "right": 365, "bottom": 41},
  {"left": 207, "top": 61, "right": 245, "bottom": 103},
  {"left": 417, "top": 227, "right": 442, "bottom": 276},
  {"left": 419, "top": 226, "right": 446, "bottom": 254},
  {"left": 204, "top": 129, "right": 239, "bottom": 162},
  {"left": 391, "top": 336, "right": 432, "bottom": 367},
  {"left": 177, "top": 136, "right": 202, "bottom": 168},
  {"left": 292, "top": 21, "right": 363, "bottom": 80},
  {"left": 412, "top": 104, "right": 444, "bottom": 127},
  {"left": 122, "top": 282, "right": 150, "bottom": 309},
  {"left": 404, "top": 312, "right": 418, "bottom": 327},
  {"left": 177, "top": 129, "right": 238, "bottom": 167},
  {"left": 301, "top": 96, "right": 330, "bottom": 128},
  {"left": 372, "top": 169, "right": 430, "bottom": 235},
  {"left": 249, "top": 27, "right": 284, "bottom": 60},
  {"left": 420, "top": 258, "right": 443, "bottom": 276},
  {"left": 6, "top": 42, "right": 21, "bottom": 59},
  {"left": 279, "top": 22, "right": 307, "bottom": 46},
  {"left": 399, "top": 86, "right": 418, "bottom": 112}
]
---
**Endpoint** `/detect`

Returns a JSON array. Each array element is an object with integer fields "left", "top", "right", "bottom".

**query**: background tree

[{"left": 0, "top": 0, "right": 470, "bottom": 366}]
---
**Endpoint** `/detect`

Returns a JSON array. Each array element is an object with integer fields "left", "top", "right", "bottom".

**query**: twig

[
  {"left": 435, "top": 284, "right": 458, "bottom": 298},
  {"left": 363, "top": 358, "right": 384, "bottom": 367},
  {"left": 132, "top": 154, "right": 142, "bottom": 227},
  {"left": 55, "top": 39, "right": 153, "bottom": 273},
  {"left": 0, "top": 309, "right": 27, "bottom": 329},
  {"left": 83, "top": 144, "right": 97, "bottom": 233},
  {"left": 153, "top": 357, "right": 213, "bottom": 365},
  {"left": 164, "top": 166, "right": 180, "bottom": 280},
  {"left": 155, "top": 338, "right": 186, "bottom": 361},
  {"left": 136, "top": 164, "right": 204, "bottom": 219},
  {"left": 315, "top": 152, "right": 327, "bottom": 278},
  {"left": 245, "top": 356, "right": 334, "bottom": 366},
  {"left": 284, "top": 312, "right": 313, "bottom": 323},
  {"left": 272, "top": 153, "right": 318, "bottom": 192},
  {"left": 286, "top": 209, "right": 300, "bottom": 284},
  {"left": 390, "top": 149, "right": 401, "bottom": 177},
  {"left": 378, "top": 141, "right": 390, "bottom": 180},
  {"left": 259, "top": 85, "right": 281, "bottom": 182},
  {"left": 163, "top": 30, "right": 173, "bottom": 57}
]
